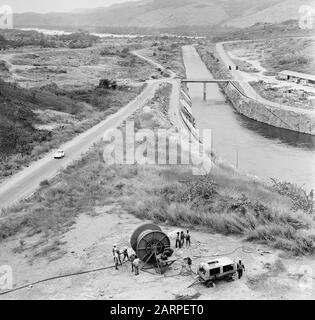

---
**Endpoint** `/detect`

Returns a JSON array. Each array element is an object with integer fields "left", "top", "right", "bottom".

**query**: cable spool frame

[{"left": 130, "top": 223, "right": 172, "bottom": 272}]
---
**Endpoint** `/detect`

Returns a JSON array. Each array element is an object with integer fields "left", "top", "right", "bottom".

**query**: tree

[{"left": 98, "top": 79, "right": 117, "bottom": 90}]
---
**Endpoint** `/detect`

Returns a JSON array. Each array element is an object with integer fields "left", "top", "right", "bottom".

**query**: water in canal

[{"left": 182, "top": 45, "right": 315, "bottom": 191}]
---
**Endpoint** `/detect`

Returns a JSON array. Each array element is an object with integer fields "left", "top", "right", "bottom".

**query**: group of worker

[
  {"left": 112, "top": 244, "right": 140, "bottom": 276},
  {"left": 175, "top": 229, "right": 191, "bottom": 249},
  {"left": 112, "top": 242, "right": 246, "bottom": 282}
]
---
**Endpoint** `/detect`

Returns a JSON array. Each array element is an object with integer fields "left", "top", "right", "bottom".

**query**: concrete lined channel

[{"left": 182, "top": 45, "right": 315, "bottom": 190}]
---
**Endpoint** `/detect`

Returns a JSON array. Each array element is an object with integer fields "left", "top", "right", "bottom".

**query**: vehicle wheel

[
  {"left": 206, "top": 281, "right": 215, "bottom": 288},
  {"left": 225, "top": 275, "right": 234, "bottom": 282}
]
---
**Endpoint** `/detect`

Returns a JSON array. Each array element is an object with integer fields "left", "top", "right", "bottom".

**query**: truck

[{"left": 197, "top": 257, "right": 237, "bottom": 287}]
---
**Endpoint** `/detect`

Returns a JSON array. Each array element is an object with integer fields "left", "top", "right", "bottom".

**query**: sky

[{"left": 1, "top": 0, "right": 142, "bottom": 13}]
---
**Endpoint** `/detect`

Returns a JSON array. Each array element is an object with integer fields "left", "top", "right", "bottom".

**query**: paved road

[
  {"left": 0, "top": 80, "right": 159, "bottom": 211},
  {"left": 215, "top": 41, "right": 315, "bottom": 116}
]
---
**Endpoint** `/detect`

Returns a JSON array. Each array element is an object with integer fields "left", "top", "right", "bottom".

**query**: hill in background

[{"left": 14, "top": 0, "right": 314, "bottom": 29}]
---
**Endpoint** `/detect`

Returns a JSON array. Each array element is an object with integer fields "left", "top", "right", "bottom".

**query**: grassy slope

[
  {"left": 0, "top": 79, "right": 144, "bottom": 180},
  {"left": 1, "top": 84, "right": 314, "bottom": 258},
  {"left": 224, "top": 38, "right": 315, "bottom": 75},
  {"left": 140, "top": 39, "right": 188, "bottom": 77},
  {"left": 262, "top": 38, "right": 315, "bottom": 75},
  {"left": 212, "top": 20, "right": 313, "bottom": 42}
]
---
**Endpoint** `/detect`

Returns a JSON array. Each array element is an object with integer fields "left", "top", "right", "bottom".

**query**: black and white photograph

[{"left": 0, "top": 0, "right": 315, "bottom": 305}]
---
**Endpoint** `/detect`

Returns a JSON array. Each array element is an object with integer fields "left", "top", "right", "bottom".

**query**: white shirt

[{"left": 133, "top": 258, "right": 140, "bottom": 267}]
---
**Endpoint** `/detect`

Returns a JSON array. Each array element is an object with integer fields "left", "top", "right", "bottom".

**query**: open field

[
  {"left": 0, "top": 41, "right": 158, "bottom": 89},
  {"left": 0, "top": 29, "right": 99, "bottom": 50}
]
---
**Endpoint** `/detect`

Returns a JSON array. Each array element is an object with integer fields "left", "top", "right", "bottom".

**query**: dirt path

[
  {"left": 215, "top": 41, "right": 315, "bottom": 116},
  {"left": 227, "top": 50, "right": 315, "bottom": 95},
  {"left": 1, "top": 207, "right": 314, "bottom": 300}
]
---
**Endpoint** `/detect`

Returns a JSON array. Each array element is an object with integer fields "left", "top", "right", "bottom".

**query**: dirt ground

[
  {"left": 225, "top": 41, "right": 315, "bottom": 96},
  {"left": 1, "top": 206, "right": 314, "bottom": 300},
  {"left": 0, "top": 43, "right": 155, "bottom": 90}
]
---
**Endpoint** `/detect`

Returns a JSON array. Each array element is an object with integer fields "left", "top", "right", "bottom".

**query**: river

[
  {"left": 20, "top": 28, "right": 205, "bottom": 39},
  {"left": 182, "top": 45, "right": 315, "bottom": 191}
]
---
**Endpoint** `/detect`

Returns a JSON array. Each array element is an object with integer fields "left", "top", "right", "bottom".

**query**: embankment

[
  {"left": 197, "top": 47, "right": 315, "bottom": 135},
  {"left": 225, "top": 81, "right": 315, "bottom": 135},
  {"left": 179, "top": 87, "right": 201, "bottom": 141}
]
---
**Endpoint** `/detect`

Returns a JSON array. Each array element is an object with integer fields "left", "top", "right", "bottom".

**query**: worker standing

[
  {"left": 112, "top": 244, "right": 117, "bottom": 256},
  {"left": 175, "top": 232, "right": 181, "bottom": 249},
  {"left": 113, "top": 244, "right": 117, "bottom": 262},
  {"left": 113, "top": 244, "right": 122, "bottom": 265},
  {"left": 186, "top": 229, "right": 191, "bottom": 247},
  {"left": 114, "top": 251, "right": 120, "bottom": 270},
  {"left": 129, "top": 253, "right": 136, "bottom": 272},
  {"left": 132, "top": 256, "right": 140, "bottom": 276},
  {"left": 180, "top": 231, "right": 185, "bottom": 248},
  {"left": 237, "top": 260, "right": 245, "bottom": 279}
]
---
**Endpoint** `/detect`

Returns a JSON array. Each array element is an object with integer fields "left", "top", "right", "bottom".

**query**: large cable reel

[{"left": 130, "top": 223, "right": 171, "bottom": 263}]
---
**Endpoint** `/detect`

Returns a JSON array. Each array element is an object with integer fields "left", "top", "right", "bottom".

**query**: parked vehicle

[
  {"left": 54, "top": 149, "right": 65, "bottom": 159},
  {"left": 197, "top": 257, "right": 237, "bottom": 287}
]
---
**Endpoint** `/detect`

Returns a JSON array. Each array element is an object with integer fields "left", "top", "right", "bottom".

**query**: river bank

[
  {"left": 182, "top": 45, "right": 315, "bottom": 191},
  {"left": 213, "top": 41, "right": 315, "bottom": 135}
]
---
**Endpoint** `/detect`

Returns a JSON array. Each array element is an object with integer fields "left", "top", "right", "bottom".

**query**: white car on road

[{"left": 54, "top": 150, "right": 65, "bottom": 159}]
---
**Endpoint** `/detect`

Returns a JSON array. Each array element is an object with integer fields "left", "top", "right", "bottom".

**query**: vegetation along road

[
  {"left": 0, "top": 78, "right": 160, "bottom": 211},
  {"left": 0, "top": 48, "right": 185, "bottom": 212}
]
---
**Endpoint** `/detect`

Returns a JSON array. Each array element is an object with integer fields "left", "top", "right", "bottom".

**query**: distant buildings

[{"left": 277, "top": 70, "right": 315, "bottom": 86}]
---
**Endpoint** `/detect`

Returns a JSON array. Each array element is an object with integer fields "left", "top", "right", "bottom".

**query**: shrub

[
  {"left": 271, "top": 179, "right": 314, "bottom": 214},
  {"left": 159, "top": 176, "right": 217, "bottom": 206},
  {"left": 98, "top": 79, "right": 117, "bottom": 90}
]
